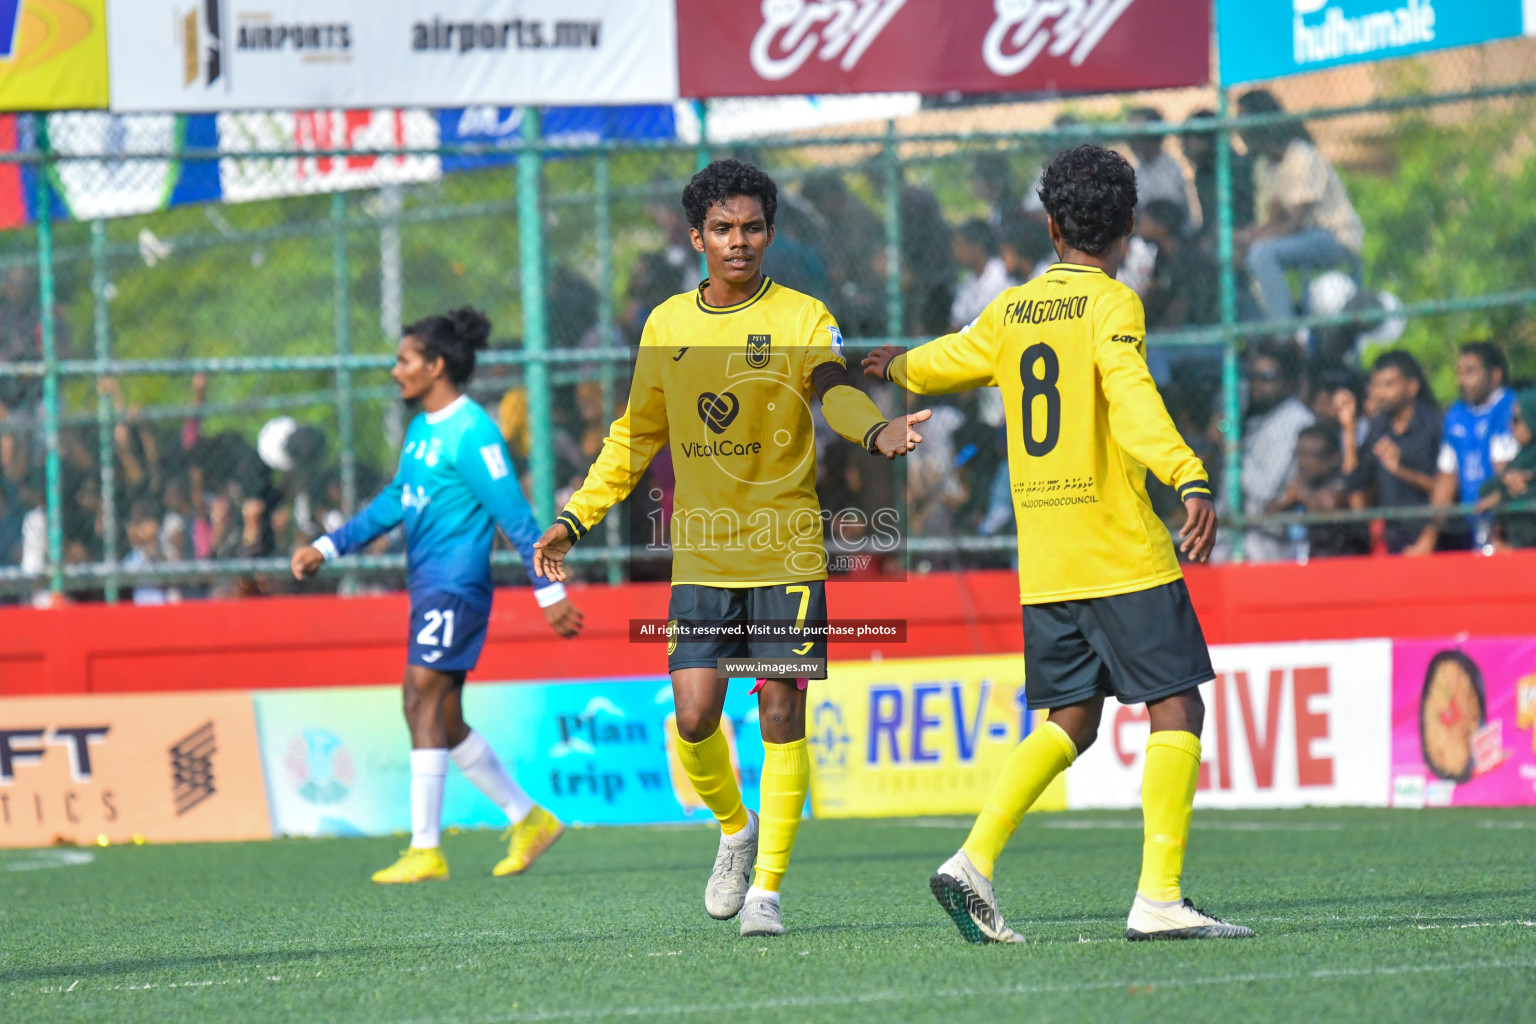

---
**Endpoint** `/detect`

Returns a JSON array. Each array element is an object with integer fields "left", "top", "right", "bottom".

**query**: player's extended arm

[
  {"left": 295, "top": 468, "right": 406, "bottom": 578},
  {"left": 863, "top": 309, "right": 998, "bottom": 396},
  {"left": 456, "top": 421, "right": 568, "bottom": 595},
  {"left": 546, "top": 331, "right": 669, "bottom": 560}
]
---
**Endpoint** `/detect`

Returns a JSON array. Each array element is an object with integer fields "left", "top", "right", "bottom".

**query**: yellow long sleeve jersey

[
  {"left": 558, "top": 277, "right": 888, "bottom": 587},
  {"left": 889, "top": 263, "right": 1211, "bottom": 604}
]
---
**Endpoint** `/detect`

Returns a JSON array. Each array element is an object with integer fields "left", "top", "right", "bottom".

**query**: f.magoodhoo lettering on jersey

[{"left": 1003, "top": 295, "right": 1089, "bottom": 326}]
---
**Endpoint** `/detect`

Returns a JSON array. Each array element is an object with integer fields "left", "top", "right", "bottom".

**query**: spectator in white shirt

[
  {"left": 950, "top": 218, "right": 1017, "bottom": 330},
  {"left": 1127, "top": 107, "right": 1191, "bottom": 215}
]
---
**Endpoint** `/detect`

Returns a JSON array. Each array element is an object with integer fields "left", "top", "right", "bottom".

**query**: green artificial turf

[{"left": 4, "top": 809, "right": 1534, "bottom": 1023}]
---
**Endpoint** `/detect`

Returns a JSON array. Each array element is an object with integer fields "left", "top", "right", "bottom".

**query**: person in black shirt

[
  {"left": 1344, "top": 351, "right": 1443, "bottom": 552},
  {"left": 1183, "top": 109, "right": 1254, "bottom": 243}
]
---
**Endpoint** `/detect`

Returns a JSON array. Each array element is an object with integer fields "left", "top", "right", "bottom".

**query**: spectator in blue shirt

[{"left": 1406, "top": 341, "right": 1516, "bottom": 555}]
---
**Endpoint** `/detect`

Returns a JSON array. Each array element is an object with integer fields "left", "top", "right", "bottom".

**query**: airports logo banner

[{"left": 107, "top": 0, "right": 679, "bottom": 112}]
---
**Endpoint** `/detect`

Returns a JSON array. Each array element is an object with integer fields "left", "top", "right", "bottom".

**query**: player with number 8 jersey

[
  {"left": 292, "top": 307, "right": 582, "bottom": 886},
  {"left": 866, "top": 145, "right": 1252, "bottom": 946}
]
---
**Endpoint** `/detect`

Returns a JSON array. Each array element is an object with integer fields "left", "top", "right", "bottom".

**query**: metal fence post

[
  {"left": 695, "top": 99, "right": 709, "bottom": 282},
  {"left": 594, "top": 149, "right": 623, "bottom": 585},
  {"left": 1215, "top": 90, "right": 1245, "bottom": 562},
  {"left": 882, "top": 119, "right": 903, "bottom": 340},
  {"left": 90, "top": 219, "right": 119, "bottom": 604},
  {"left": 332, "top": 192, "right": 357, "bottom": 518},
  {"left": 378, "top": 184, "right": 405, "bottom": 450},
  {"left": 519, "top": 107, "right": 554, "bottom": 524},
  {"left": 35, "top": 115, "right": 63, "bottom": 599}
]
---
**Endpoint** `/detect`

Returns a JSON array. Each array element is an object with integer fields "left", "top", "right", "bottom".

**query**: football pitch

[{"left": 5, "top": 809, "right": 1534, "bottom": 1024}]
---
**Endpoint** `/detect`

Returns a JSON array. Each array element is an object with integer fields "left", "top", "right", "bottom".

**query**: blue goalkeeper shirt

[{"left": 316, "top": 395, "right": 554, "bottom": 610}]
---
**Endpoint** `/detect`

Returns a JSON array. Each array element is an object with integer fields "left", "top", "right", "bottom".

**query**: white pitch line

[{"left": 384, "top": 958, "right": 1536, "bottom": 1024}]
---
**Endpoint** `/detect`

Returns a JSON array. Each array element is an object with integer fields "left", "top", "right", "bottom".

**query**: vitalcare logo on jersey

[
  {"left": 748, "top": 0, "right": 1137, "bottom": 82},
  {"left": 686, "top": 391, "right": 763, "bottom": 457},
  {"left": 1292, "top": 0, "right": 1436, "bottom": 67}
]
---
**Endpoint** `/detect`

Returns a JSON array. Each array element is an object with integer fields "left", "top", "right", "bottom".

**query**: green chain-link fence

[{"left": 3, "top": 44, "right": 1535, "bottom": 603}]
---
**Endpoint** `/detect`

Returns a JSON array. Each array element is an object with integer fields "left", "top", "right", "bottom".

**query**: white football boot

[
  {"left": 739, "top": 890, "right": 786, "bottom": 937},
  {"left": 929, "top": 850, "right": 1026, "bottom": 945},
  {"left": 704, "top": 810, "right": 758, "bottom": 920},
  {"left": 1125, "top": 894, "right": 1256, "bottom": 940}
]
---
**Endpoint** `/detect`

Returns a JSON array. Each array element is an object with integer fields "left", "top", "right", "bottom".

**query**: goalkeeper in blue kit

[{"left": 292, "top": 307, "right": 582, "bottom": 883}]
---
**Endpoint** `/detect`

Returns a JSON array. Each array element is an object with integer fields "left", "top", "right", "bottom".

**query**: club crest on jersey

[
  {"left": 697, "top": 391, "right": 740, "bottom": 434},
  {"left": 746, "top": 334, "right": 772, "bottom": 369}
]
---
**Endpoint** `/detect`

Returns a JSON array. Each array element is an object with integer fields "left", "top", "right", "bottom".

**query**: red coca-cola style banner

[{"left": 677, "top": 0, "right": 1211, "bottom": 99}]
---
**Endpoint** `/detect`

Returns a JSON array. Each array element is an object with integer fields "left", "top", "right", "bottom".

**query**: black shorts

[
  {"left": 1022, "top": 579, "right": 1213, "bottom": 711},
  {"left": 667, "top": 581, "right": 828, "bottom": 674}
]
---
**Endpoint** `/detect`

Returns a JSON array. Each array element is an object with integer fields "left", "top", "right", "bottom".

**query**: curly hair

[
  {"left": 1036, "top": 145, "right": 1137, "bottom": 257},
  {"left": 681, "top": 159, "right": 778, "bottom": 232}
]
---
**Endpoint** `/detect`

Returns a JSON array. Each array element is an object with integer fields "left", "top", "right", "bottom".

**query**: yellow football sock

[
  {"left": 676, "top": 726, "right": 749, "bottom": 835},
  {"left": 1138, "top": 730, "right": 1202, "bottom": 902},
  {"left": 961, "top": 720, "right": 1076, "bottom": 879},
  {"left": 751, "top": 739, "right": 810, "bottom": 892}
]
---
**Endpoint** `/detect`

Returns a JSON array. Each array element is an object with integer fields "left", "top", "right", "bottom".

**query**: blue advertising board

[
  {"left": 1219, "top": 1, "right": 1533, "bottom": 85},
  {"left": 253, "top": 676, "right": 763, "bottom": 837}
]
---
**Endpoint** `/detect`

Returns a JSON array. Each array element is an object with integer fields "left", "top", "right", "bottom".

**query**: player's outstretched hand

[
  {"left": 532, "top": 523, "right": 574, "bottom": 582},
  {"left": 1179, "top": 497, "right": 1218, "bottom": 563},
  {"left": 874, "top": 409, "right": 931, "bottom": 460},
  {"left": 861, "top": 344, "right": 904, "bottom": 380},
  {"left": 543, "top": 597, "right": 584, "bottom": 639},
  {"left": 291, "top": 545, "right": 325, "bottom": 580}
]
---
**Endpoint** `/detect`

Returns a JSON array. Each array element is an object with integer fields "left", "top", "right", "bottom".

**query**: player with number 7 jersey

[
  {"left": 865, "top": 145, "right": 1251, "bottom": 946},
  {"left": 291, "top": 307, "right": 582, "bottom": 886}
]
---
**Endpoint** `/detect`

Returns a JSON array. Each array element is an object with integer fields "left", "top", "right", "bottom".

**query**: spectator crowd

[{"left": 1, "top": 89, "right": 1533, "bottom": 603}]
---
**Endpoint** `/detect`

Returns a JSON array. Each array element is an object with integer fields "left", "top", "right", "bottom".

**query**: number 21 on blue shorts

[{"left": 407, "top": 592, "right": 489, "bottom": 673}]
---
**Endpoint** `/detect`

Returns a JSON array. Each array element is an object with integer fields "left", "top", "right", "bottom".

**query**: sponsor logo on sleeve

[{"left": 480, "top": 443, "right": 510, "bottom": 480}]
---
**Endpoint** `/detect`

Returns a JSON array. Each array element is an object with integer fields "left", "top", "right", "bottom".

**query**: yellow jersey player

[
  {"left": 864, "top": 145, "right": 1254, "bottom": 944},
  {"left": 532, "top": 160, "right": 930, "bottom": 938}
]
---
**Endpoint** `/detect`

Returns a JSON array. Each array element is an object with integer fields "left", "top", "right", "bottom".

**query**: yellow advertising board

[
  {"left": 0, "top": 0, "right": 108, "bottom": 111},
  {"left": 0, "top": 691, "right": 271, "bottom": 847},
  {"left": 809, "top": 655, "right": 1065, "bottom": 818}
]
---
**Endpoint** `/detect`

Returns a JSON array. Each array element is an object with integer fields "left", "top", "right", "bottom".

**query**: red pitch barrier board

[{"left": 2, "top": 552, "right": 1535, "bottom": 696}]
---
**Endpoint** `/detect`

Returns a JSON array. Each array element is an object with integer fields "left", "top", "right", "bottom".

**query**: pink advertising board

[{"left": 1391, "top": 638, "right": 1536, "bottom": 808}]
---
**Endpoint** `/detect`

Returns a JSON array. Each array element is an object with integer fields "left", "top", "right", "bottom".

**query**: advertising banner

[
  {"left": 252, "top": 677, "right": 765, "bottom": 836},
  {"left": 1391, "top": 638, "right": 1536, "bottom": 808},
  {"left": 0, "top": 0, "right": 108, "bottom": 110},
  {"left": 1219, "top": 1, "right": 1536, "bottom": 85},
  {"left": 106, "top": 0, "right": 679, "bottom": 113},
  {"left": 677, "top": 0, "right": 1210, "bottom": 99},
  {"left": 807, "top": 655, "right": 1064, "bottom": 818},
  {"left": 0, "top": 692, "right": 270, "bottom": 847},
  {"left": 1068, "top": 640, "right": 1393, "bottom": 809}
]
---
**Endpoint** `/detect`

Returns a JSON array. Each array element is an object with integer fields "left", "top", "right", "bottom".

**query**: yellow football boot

[
  {"left": 371, "top": 846, "right": 449, "bottom": 884},
  {"left": 493, "top": 806, "right": 565, "bottom": 877}
]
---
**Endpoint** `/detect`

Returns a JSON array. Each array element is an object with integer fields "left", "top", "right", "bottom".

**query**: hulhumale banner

[
  {"left": 677, "top": 0, "right": 1210, "bottom": 99},
  {"left": 1391, "top": 638, "right": 1536, "bottom": 808},
  {"left": 1219, "top": 0, "right": 1536, "bottom": 85},
  {"left": 252, "top": 678, "right": 766, "bottom": 836},
  {"left": 106, "top": 0, "right": 680, "bottom": 112}
]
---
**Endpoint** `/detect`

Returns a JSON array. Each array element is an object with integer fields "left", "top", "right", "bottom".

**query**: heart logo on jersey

[{"left": 697, "top": 392, "right": 740, "bottom": 434}]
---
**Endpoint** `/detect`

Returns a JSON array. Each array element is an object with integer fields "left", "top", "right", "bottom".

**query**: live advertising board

[
  {"left": 0, "top": 692, "right": 270, "bottom": 847},
  {"left": 677, "top": 0, "right": 1210, "bottom": 99},
  {"left": 106, "top": 0, "right": 680, "bottom": 112}
]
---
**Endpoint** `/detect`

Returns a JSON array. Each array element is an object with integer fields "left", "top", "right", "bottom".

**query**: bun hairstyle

[{"left": 405, "top": 306, "right": 492, "bottom": 386}]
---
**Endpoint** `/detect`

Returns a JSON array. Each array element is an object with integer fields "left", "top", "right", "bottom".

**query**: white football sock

[
  {"left": 450, "top": 730, "right": 534, "bottom": 824},
  {"left": 745, "top": 885, "right": 779, "bottom": 905},
  {"left": 410, "top": 748, "right": 449, "bottom": 849},
  {"left": 722, "top": 807, "right": 758, "bottom": 846}
]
